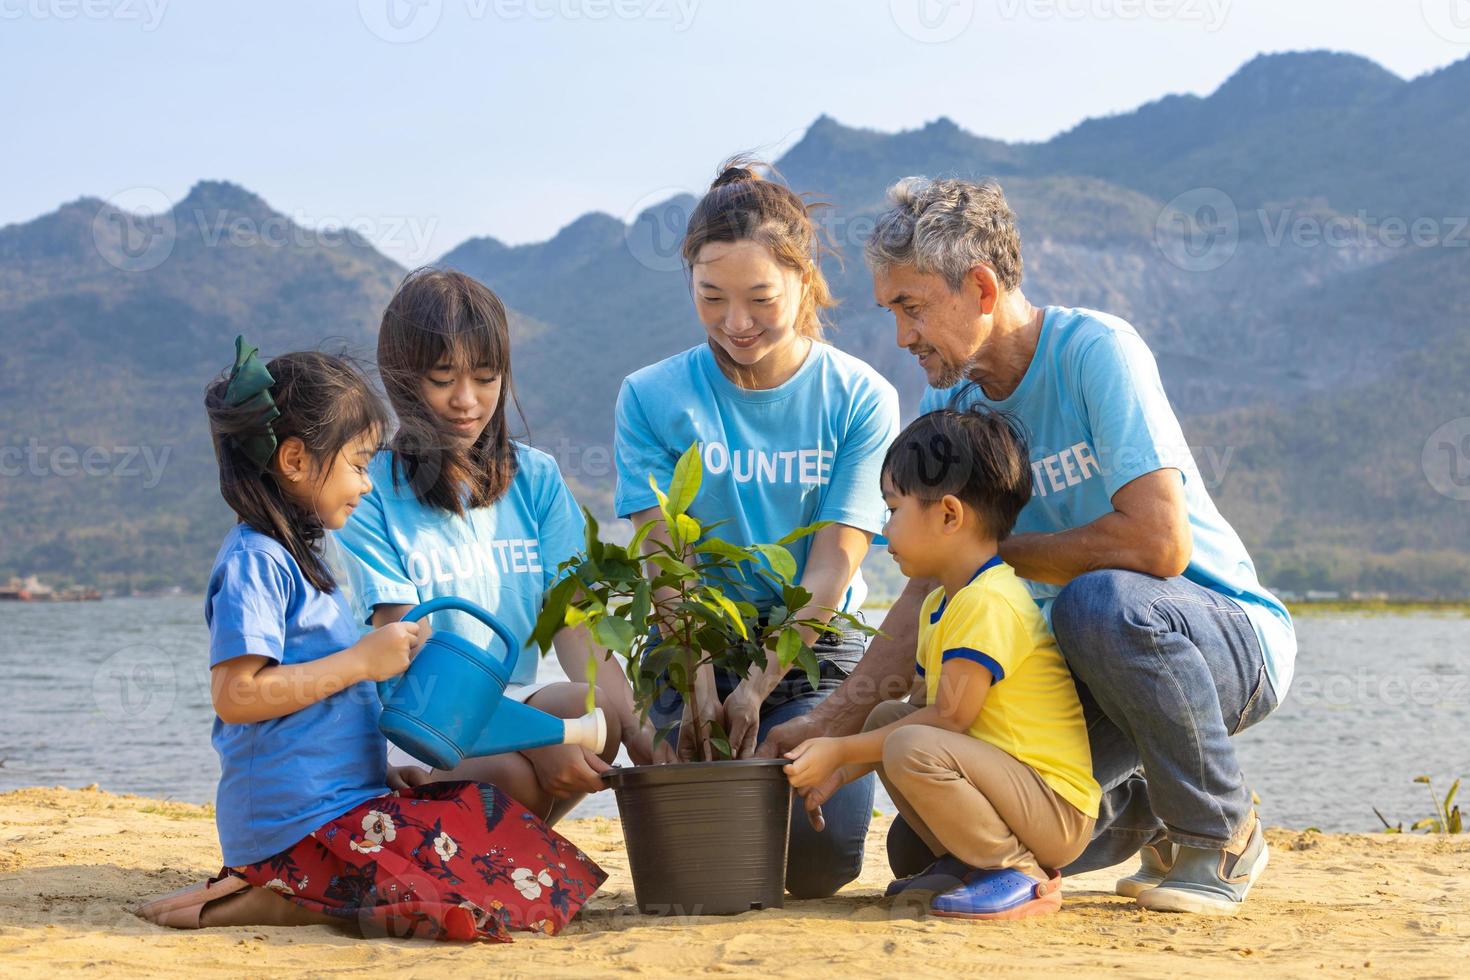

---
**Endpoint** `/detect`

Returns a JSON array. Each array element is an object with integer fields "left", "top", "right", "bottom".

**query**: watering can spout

[{"left": 465, "top": 699, "right": 608, "bottom": 758}]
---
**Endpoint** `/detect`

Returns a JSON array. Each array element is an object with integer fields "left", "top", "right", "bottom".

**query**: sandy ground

[{"left": 1, "top": 786, "right": 1466, "bottom": 977}]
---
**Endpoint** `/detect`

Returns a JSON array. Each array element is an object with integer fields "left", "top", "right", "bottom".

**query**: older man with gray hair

[{"left": 759, "top": 177, "right": 1295, "bottom": 916}]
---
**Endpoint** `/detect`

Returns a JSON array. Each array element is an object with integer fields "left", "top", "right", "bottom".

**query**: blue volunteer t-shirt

[
  {"left": 334, "top": 443, "right": 586, "bottom": 685},
  {"left": 615, "top": 341, "right": 900, "bottom": 613},
  {"left": 920, "top": 306, "right": 1297, "bottom": 697},
  {"left": 206, "top": 524, "right": 389, "bottom": 867}
]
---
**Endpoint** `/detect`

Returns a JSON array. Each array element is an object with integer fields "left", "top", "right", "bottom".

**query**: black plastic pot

[{"left": 602, "top": 757, "right": 793, "bottom": 915}]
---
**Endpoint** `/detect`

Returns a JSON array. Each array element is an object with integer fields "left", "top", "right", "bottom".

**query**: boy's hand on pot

[
  {"left": 782, "top": 737, "right": 844, "bottom": 790},
  {"left": 529, "top": 743, "right": 609, "bottom": 798}
]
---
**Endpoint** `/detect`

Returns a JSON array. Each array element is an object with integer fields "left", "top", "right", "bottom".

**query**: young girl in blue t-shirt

[
  {"left": 335, "top": 268, "right": 655, "bottom": 824},
  {"left": 135, "top": 339, "right": 605, "bottom": 941}
]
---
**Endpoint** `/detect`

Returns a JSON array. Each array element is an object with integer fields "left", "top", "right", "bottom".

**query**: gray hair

[{"left": 864, "top": 177, "right": 1023, "bottom": 291}]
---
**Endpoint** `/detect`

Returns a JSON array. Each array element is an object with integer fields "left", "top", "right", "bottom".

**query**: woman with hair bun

[{"left": 614, "top": 159, "right": 900, "bottom": 899}]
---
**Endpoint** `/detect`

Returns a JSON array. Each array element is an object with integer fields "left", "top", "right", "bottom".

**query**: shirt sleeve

[
  {"left": 531, "top": 454, "right": 588, "bottom": 591},
  {"left": 936, "top": 587, "right": 1034, "bottom": 684},
  {"left": 1071, "top": 330, "right": 1192, "bottom": 498},
  {"left": 614, "top": 379, "right": 677, "bottom": 519},
  {"left": 815, "top": 380, "right": 900, "bottom": 534},
  {"left": 208, "top": 547, "right": 291, "bottom": 667},
  {"left": 333, "top": 481, "right": 418, "bottom": 625}
]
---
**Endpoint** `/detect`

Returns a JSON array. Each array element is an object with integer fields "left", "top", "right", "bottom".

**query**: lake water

[{"left": 2, "top": 598, "right": 1466, "bottom": 833}]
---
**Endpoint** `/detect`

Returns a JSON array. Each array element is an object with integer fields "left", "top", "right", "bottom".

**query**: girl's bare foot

[{"left": 198, "top": 885, "right": 346, "bottom": 929}]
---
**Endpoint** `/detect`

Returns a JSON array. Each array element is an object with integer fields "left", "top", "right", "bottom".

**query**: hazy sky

[{"left": 4, "top": 0, "right": 1466, "bottom": 264}]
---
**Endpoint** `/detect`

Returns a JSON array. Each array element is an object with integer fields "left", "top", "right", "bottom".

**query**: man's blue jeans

[
  {"left": 887, "top": 569, "right": 1279, "bottom": 878},
  {"left": 650, "top": 652, "right": 876, "bottom": 899},
  {"left": 1051, "top": 569, "right": 1280, "bottom": 873}
]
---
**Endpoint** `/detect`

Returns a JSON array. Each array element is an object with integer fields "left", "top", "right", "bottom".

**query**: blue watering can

[{"left": 377, "top": 596, "right": 606, "bottom": 771}]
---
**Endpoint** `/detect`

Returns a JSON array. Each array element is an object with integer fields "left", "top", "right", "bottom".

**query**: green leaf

[
  {"left": 695, "top": 538, "right": 753, "bottom": 566},
  {"left": 704, "top": 589, "right": 747, "bottom": 638},
  {"left": 583, "top": 506, "right": 603, "bottom": 561},
  {"left": 706, "top": 719, "right": 732, "bottom": 761},
  {"left": 1444, "top": 778, "right": 1460, "bottom": 811},
  {"left": 675, "top": 513, "right": 702, "bottom": 549},
  {"left": 775, "top": 520, "right": 833, "bottom": 546},
  {"left": 796, "top": 643, "right": 821, "bottom": 691},
  {"left": 752, "top": 543, "right": 797, "bottom": 581},
  {"left": 629, "top": 580, "right": 652, "bottom": 629},
  {"left": 667, "top": 443, "right": 702, "bottom": 518},
  {"left": 647, "top": 473, "right": 670, "bottom": 510},
  {"left": 775, "top": 628, "right": 802, "bottom": 668},
  {"left": 628, "top": 518, "right": 657, "bottom": 555},
  {"left": 531, "top": 574, "right": 579, "bottom": 652},
  {"left": 649, "top": 553, "right": 698, "bottom": 578},
  {"left": 591, "top": 616, "right": 637, "bottom": 654}
]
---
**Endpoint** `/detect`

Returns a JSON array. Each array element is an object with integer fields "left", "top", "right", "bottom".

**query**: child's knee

[{"left": 880, "top": 725, "right": 932, "bottom": 777}]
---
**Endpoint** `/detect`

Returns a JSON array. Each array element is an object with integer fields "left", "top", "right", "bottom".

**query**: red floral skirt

[{"left": 222, "top": 780, "right": 606, "bottom": 942}]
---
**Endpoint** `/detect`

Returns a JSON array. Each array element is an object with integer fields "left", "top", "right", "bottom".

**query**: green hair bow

[{"left": 224, "top": 335, "right": 281, "bottom": 472}]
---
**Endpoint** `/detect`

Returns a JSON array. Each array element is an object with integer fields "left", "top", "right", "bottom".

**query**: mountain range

[{"left": 2, "top": 49, "right": 1467, "bottom": 596}]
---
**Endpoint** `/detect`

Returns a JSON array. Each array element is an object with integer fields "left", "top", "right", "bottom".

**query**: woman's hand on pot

[
  {"left": 620, "top": 711, "right": 660, "bottom": 767},
  {"left": 676, "top": 697, "right": 724, "bottom": 761},
  {"left": 527, "top": 743, "right": 610, "bottom": 798},
  {"left": 722, "top": 680, "right": 767, "bottom": 759}
]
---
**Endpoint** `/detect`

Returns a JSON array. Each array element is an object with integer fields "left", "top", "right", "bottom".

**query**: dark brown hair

[
  {"left": 377, "top": 267, "right": 523, "bottom": 515},
  {"left": 681, "top": 157, "right": 838, "bottom": 349},
  {"left": 881, "top": 407, "right": 1033, "bottom": 540},
  {"left": 206, "top": 350, "right": 388, "bottom": 592}
]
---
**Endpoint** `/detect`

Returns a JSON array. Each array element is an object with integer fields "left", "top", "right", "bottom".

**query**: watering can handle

[{"left": 398, "top": 595, "right": 521, "bottom": 670}]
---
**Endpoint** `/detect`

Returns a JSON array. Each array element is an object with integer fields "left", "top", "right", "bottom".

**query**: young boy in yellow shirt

[{"left": 785, "top": 407, "right": 1101, "bottom": 919}]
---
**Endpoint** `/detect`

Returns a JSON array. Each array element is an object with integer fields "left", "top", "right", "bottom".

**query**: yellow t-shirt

[{"left": 916, "top": 557, "right": 1102, "bottom": 818}]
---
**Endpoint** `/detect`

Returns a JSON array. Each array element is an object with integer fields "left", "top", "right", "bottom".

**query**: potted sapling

[{"left": 531, "top": 444, "right": 878, "bottom": 915}]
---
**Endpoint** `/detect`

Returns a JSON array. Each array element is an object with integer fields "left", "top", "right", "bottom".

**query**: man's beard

[{"left": 929, "top": 351, "right": 981, "bottom": 390}]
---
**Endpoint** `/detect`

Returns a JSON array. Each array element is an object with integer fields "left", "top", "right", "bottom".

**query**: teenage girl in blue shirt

[
  {"left": 335, "top": 269, "right": 655, "bottom": 824},
  {"left": 135, "top": 341, "right": 605, "bottom": 940},
  {"left": 614, "top": 161, "right": 900, "bottom": 898}
]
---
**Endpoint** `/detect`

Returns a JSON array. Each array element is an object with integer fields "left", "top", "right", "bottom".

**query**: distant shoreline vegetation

[{"left": 859, "top": 596, "right": 1470, "bottom": 616}]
